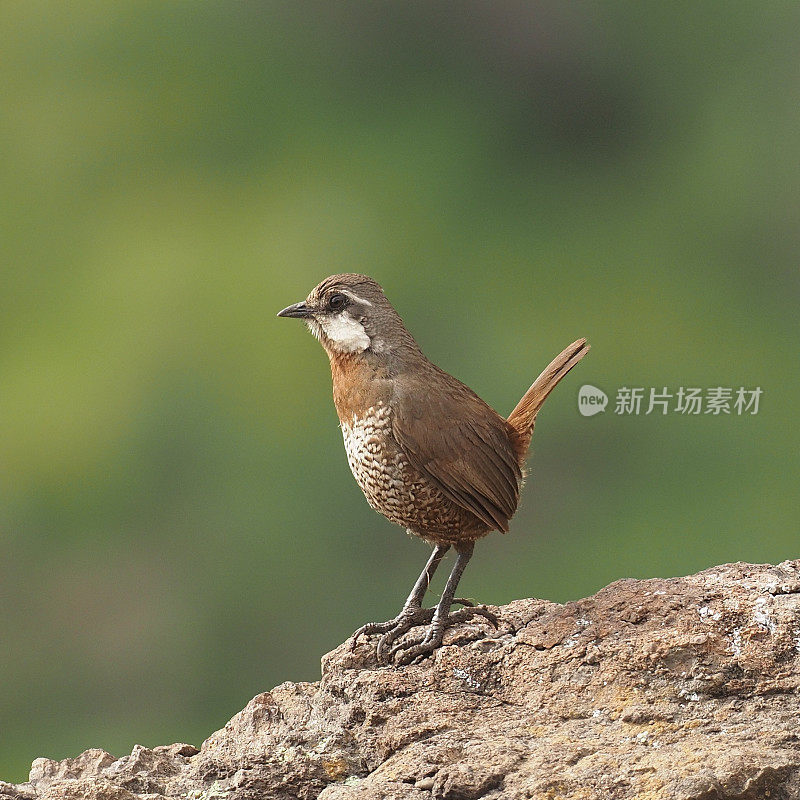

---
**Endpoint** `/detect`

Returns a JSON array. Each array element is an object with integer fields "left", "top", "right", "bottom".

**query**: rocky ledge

[{"left": 3, "top": 560, "right": 800, "bottom": 800}]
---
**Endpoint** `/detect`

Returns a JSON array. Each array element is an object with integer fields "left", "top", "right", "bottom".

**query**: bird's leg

[
  {"left": 392, "top": 540, "right": 495, "bottom": 665},
  {"left": 350, "top": 544, "right": 449, "bottom": 656},
  {"left": 400, "top": 543, "right": 451, "bottom": 613}
]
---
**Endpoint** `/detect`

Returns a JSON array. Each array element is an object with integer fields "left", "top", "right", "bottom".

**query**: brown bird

[{"left": 278, "top": 274, "right": 588, "bottom": 663}]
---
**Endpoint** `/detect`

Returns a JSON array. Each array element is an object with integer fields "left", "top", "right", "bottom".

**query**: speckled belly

[{"left": 340, "top": 402, "right": 482, "bottom": 542}]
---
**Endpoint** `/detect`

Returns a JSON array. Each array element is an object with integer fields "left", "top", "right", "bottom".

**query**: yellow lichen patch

[
  {"left": 645, "top": 721, "right": 672, "bottom": 738},
  {"left": 322, "top": 757, "right": 349, "bottom": 781},
  {"left": 525, "top": 725, "right": 549, "bottom": 737},
  {"left": 539, "top": 783, "right": 598, "bottom": 799}
]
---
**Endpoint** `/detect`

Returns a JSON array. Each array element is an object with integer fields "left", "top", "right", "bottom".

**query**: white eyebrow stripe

[{"left": 340, "top": 289, "right": 372, "bottom": 306}]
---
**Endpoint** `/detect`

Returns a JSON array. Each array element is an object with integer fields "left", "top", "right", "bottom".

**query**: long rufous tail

[{"left": 506, "top": 337, "right": 590, "bottom": 460}]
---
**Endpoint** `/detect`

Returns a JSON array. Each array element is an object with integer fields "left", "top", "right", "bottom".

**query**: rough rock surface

[{"left": 4, "top": 560, "right": 800, "bottom": 800}]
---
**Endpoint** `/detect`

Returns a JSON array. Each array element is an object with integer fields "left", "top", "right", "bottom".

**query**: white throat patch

[{"left": 316, "top": 313, "right": 371, "bottom": 353}]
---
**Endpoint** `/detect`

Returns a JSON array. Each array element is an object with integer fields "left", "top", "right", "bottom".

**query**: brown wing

[{"left": 392, "top": 370, "right": 521, "bottom": 532}]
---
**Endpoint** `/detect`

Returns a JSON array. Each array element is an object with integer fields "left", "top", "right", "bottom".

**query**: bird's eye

[{"left": 328, "top": 293, "right": 347, "bottom": 312}]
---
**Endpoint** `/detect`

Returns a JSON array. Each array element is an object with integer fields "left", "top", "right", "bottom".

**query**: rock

[{"left": 4, "top": 560, "right": 800, "bottom": 799}]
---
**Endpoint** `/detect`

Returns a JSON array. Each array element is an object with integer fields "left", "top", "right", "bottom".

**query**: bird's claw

[
  {"left": 390, "top": 605, "right": 498, "bottom": 664},
  {"left": 350, "top": 607, "right": 434, "bottom": 662},
  {"left": 449, "top": 605, "right": 499, "bottom": 628},
  {"left": 351, "top": 605, "right": 498, "bottom": 665},
  {"left": 389, "top": 626, "right": 444, "bottom": 665},
  {"left": 375, "top": 608, "right": 435, "bottom": 663}
]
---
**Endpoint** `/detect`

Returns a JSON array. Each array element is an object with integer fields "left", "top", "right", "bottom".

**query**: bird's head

[{"left": 278, "top": 274, "right": 414, "bottom": 358}]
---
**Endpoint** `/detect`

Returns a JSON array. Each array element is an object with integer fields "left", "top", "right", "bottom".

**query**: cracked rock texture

[{"left": 4, "top": 560, "right": 800, "bottom": 800}]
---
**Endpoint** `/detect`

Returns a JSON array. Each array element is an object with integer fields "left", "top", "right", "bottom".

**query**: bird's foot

[
  {"left": 350, "top": 607, "right": 435, "bottom": 663},
  {"left": 350, "top": 597, "right": 478, "bottom": 645},
  {"left": 351, "top": 603, "right": 498, "bottom": 665},
  {"left": 389, "top": 605, "right": 498, "bottom": 665}
]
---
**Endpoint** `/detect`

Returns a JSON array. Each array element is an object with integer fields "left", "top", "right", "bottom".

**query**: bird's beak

[{"left": 277, "top": 301, "right": 312, "bottom": 319}]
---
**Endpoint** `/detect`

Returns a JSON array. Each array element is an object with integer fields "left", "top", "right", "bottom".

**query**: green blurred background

[{"left": 2, "top": 0, "right": 797, "bottom": 782}]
